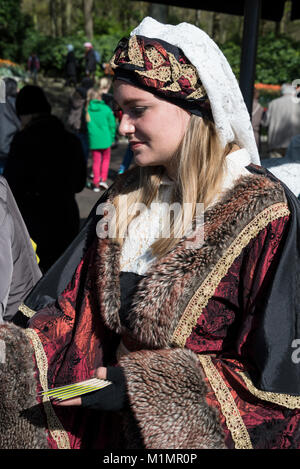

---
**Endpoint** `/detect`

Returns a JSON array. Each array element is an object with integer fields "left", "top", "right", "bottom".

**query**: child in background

[
  {"left": 86, "top": 77, "right": 116, "bottom": 191},
  {"left": 118, "top": 144, "right": 133, "bottom": 174}
]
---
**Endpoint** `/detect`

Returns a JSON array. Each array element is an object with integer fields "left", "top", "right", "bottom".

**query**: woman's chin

[
  {"left": 134, "top": 155, "right": 151, "bottom": 167},
  {"left": 133, "top": 149, "right": 164, "bottom": 168}
]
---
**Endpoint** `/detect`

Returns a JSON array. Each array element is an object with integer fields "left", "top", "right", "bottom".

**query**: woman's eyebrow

[{"left": 117, "top": 98, "right": 148, "bottom": 107}]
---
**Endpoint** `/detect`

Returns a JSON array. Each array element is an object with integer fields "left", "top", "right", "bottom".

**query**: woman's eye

[{"left": 131, "top": 107, "right": 147, "bottom": 117}]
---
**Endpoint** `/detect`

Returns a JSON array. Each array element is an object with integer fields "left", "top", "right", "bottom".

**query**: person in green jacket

[{"left": 86, "top": 78, "right": 116, "bottom": 191}]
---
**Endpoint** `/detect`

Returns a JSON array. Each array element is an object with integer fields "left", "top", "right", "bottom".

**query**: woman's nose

[{"left": 118, "top": 114, "right": 135, "bottom": 136}]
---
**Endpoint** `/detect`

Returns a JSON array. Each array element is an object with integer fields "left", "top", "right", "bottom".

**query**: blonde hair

[
  {"left": 98, "top": 76, "right": 112, "bottom": 91},
  {"left": 86, "top": 78, "right": 112, "bottom": 105},
  {"left": 87, "top": 88, "right": 100, "bottom": 103},
  {"left": 111, "top": 115, "right": 234, "bottom": 258}
]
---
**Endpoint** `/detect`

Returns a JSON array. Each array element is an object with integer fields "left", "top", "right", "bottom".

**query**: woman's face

[{"left": 114, "top": 80, "right": 190, "bottom": 176}]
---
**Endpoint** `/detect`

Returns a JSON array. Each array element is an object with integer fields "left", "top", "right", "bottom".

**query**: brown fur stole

[
  {"left": 119, "top": 348, "right": 227, "bottom": 449},
  {"left": 0, "top": 323, "right": 48, "bottom": 449}
]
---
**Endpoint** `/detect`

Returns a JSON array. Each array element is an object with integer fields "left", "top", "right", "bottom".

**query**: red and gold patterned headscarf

[{"left": 110, "top": 35, "right": 213, "bottom": 120}]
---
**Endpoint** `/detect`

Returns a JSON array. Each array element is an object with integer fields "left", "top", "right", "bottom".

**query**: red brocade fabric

[
  {"left": 202, "top": 357, "right": 300, "bottom": 449},
  {"left": 186, "top": 215, "right": 300, "bottom": 449},
  {"left": 28, "top": 239, "right": 121, "bottom": 449},
  {"left": 186, "top": 216, "right": 289, "bottom": 356}
]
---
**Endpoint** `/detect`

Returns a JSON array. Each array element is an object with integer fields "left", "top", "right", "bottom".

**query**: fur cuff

[
  {"left": 0, "top": 323, "right": 48, "bottom": 449},
  {"left": 119, "top": 348, "right": 226, "bottom": 449}
]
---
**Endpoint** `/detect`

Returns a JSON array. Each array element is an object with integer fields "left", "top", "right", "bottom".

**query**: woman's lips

[{"left": 129, "top": 141, "right": 145, "bottom": 150}]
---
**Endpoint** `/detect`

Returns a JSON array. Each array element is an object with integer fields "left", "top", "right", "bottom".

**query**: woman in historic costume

[{"left": 2, "top": 17, "right": 300, "bottom": 450}]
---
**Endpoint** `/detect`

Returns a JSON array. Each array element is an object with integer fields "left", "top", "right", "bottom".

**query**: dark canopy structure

[
  {"left": 147, "top": 0, "right": 300, "bottom": 22},
  {"left": 135, "top": 0, "right": 300, "bottom": 115}
]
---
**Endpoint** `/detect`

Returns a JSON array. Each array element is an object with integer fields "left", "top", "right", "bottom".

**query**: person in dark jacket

[
  {"left": 251, "top": 88, "right": 265, "bottom": 151},
  {"left": 65, "top": 44, "right": 77, "bottom": 87},
  {"left": 66, "top": 76, "right": 95, "bottom": 162},
  {"left": 0, "top": 78, "right": 20, "bottom": 174},
  {"left": 84, "top": 42, "right": 97, "bottom": 79},
  {"left": 0, "top": 176, "right": 41, "bottom": 322},
  {"left": 66, "top": 86, "right": 89, "bottom": 162},
  {"left": 3, "top": 85, "right": 87, "bottom": 273},
  {"left": 27, "top": 53, "right": 40, "bottom": 85}
]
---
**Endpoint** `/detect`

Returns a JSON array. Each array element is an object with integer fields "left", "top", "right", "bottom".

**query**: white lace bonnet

[{"left": 131, "top": 17, "right": 260, "bottom": 165}]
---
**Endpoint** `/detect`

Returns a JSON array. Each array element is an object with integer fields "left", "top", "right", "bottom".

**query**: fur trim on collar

[{"left": 98, "top": 171, "right": 287, "bottom": 348}]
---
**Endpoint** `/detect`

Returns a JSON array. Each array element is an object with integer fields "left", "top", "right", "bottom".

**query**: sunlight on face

[{"left": 114, "top": 80, "right": 191, "bottom": 177}]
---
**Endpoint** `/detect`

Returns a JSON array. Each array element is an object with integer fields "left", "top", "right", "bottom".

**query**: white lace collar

[{"left": 120, "top": 148, "right": 252, "bottom": 275}]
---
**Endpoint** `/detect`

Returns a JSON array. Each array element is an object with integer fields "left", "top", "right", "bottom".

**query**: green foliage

[
  {"left": 256, "top": 89, "right": 281, "bottom": 108},
  {"left": 0, "top": 64, "right": 26, "bottom": 80},
  {"left": 93, "top": 16, "right": 128, "bottom": 37},
  {"left": 256, "top": 32, "right": 300, "bottom": 84},
  {"left": 219, "top": 41, "right": 242, "bottom": 80},
  {"left": 0, "top": 1, "right": 125, "bottom": 77},
  {"left": 22, "top": 29, "right": 83, "bottom": 76},
  {"left": 93, "top": 34, "right": 121, "bottom": 62},
  {"left": 0, "top": 0, "right": 32, "bottom": 62},
  {"left": 220, "top": 31, "right": 300, "bottom": 85},
  {"left": 20, "top": 28, "right": 121, "bottom": 77}
]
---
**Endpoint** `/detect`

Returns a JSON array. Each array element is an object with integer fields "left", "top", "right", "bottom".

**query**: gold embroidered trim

[
  {"left": 172, "top": 203, "right": 290, "bottom": 347},
  {"left": 111, "top": 35, "right": 206, "bottom": 100},
  {"left": 236, "top": 370, "right": 300, "bottom": 409},
  {"left": 198, "top": 355, "right": 253, "bottom": 449},
  {"left": 25, "top": 328, "right": 71, "bottom": 449},
  {"left": 128, "top": 35, "right": 144, "bottom": 68},
  {"left": 19, "top": 302, "right": 36, "bottom": 318}
]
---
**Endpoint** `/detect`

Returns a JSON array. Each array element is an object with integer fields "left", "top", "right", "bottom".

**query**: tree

[
  {"left": 0, "top": 0, "right": 32, "bottom": 61},
  {"left": 83, "top": 0, "right": 94, "bottom": 40},
  {"left": 64, "top": 0, "right": 72, "bottom": 35},
  {"left": 148, "top": 3, "right": 169, "bottom": 23},
  {"left": 211, "top": 12, "right": 221, "bottom": 43},
  {"left": 49, "top": 0, "right": 59, "bottom": 37}
]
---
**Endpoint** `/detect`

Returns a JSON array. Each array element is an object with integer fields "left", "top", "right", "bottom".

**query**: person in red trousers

[{"left": 86, "top": 77, "right": 116, "bottom": 191}]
